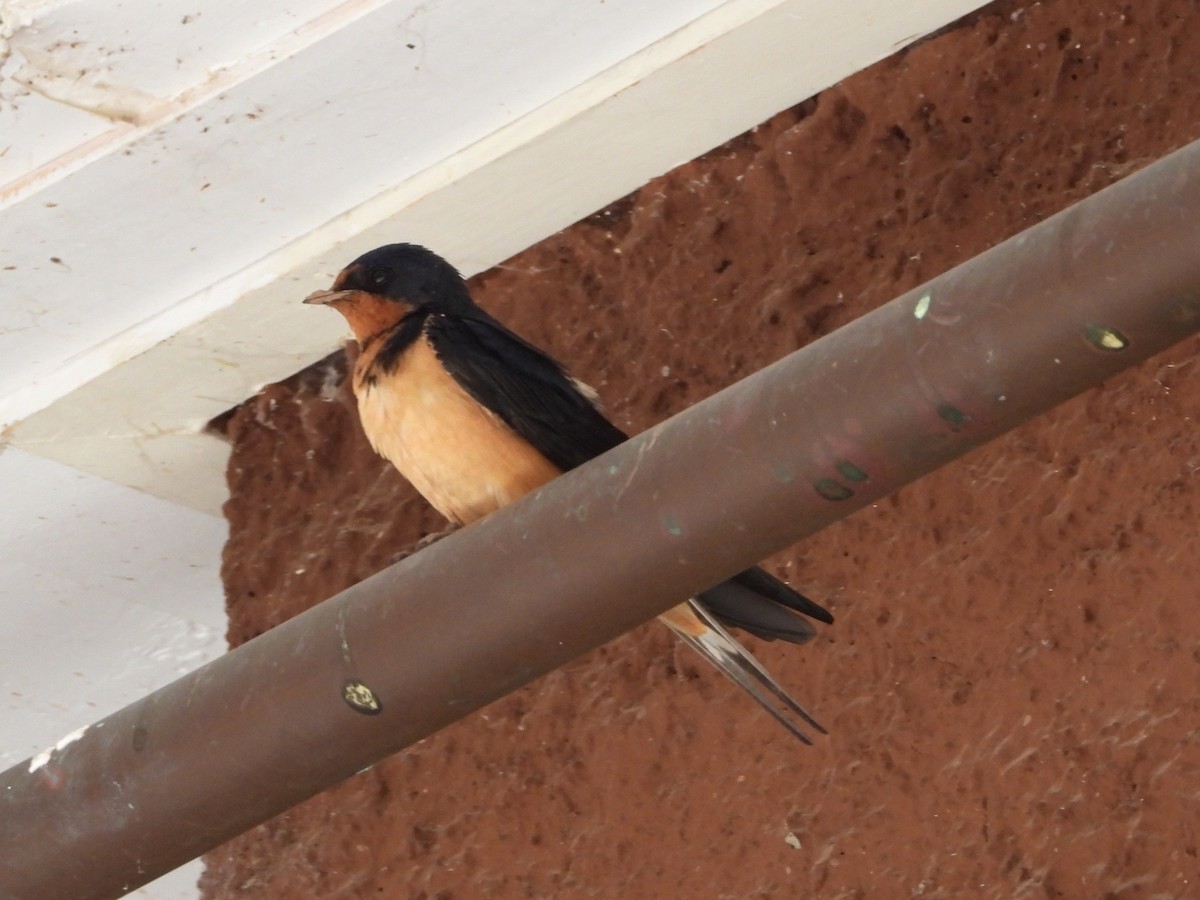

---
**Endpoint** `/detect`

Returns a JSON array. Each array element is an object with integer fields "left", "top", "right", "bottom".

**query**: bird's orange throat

[{"left": 326, "top": 291, "right": 417, "bottom": 344}]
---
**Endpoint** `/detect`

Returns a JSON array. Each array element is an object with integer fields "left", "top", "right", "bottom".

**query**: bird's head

[{"left": 304, "top": 243, "right": 474, "bottom": 341}]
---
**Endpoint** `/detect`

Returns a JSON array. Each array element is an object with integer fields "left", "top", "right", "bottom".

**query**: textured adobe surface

[{"left": 204, "top": 1, "right": 1200, "bottom": 896}]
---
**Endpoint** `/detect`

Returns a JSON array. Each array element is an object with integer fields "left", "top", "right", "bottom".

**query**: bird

[{"left": 305, "top": 243, "right": 833, "bottom": 742}]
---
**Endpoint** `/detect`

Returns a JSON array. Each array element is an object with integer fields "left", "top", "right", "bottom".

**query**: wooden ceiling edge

[{"left": 6, "top": 0, "right": 990, "bottom": 512}]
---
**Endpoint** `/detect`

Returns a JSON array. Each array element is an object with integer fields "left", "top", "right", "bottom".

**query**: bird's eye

[{"left": 367, "top": 266, "right": 391, "bottom": 287}]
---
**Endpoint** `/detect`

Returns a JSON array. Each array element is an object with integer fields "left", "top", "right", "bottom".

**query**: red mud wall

[{"left": 203, "top": 1, "right": 1200, "bottom": 896}]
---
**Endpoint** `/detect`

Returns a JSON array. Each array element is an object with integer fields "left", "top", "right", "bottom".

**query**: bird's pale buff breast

[{"left": 354, "top": 335, "right": 562, "bottom": 525}]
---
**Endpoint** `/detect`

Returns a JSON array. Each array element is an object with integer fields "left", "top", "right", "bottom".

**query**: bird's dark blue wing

[{"left": 425, "top": 313, "right": 627, "bottom": 472}]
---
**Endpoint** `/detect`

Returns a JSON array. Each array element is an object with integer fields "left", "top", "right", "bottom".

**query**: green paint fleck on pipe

[
  {"left": 814, "top": 479, "right": 854, "bottom": 501},
  {"left": 664, "top": 514, "right": 684, "bottom": 537},
  {"left": 937, "top": 404, "right": 972, "bottom": 430},
  {"left": 835, "top": 460, "right": 869, "bottom": 482}
]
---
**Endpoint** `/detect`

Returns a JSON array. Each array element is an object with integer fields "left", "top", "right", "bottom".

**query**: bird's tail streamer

[{"left": 661, "top": 599, "right": 826, "bottom": 744}]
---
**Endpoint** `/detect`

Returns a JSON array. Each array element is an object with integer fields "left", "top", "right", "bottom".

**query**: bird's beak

[{"left": 303, "top": 289, "right": 353, "bottom": 306}]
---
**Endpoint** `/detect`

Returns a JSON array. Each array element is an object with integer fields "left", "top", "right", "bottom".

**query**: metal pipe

[{"left": 3, "top": 139, "right": 1199, "bottom": 900}]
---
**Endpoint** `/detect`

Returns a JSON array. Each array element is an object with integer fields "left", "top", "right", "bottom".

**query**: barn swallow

[{"left": 305, "top": 243, "right": 833, "bottom": 742}]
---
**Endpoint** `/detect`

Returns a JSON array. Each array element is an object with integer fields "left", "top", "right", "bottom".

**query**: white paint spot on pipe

[
  {"left": 27, "top": 723, "right": 89, "bottom": 772},
  {"left": 914, "top": 293, "right": 932, "bottom": 320},
  {"left": 27, "top": 748, "right": 51, "bottom": 773}
]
